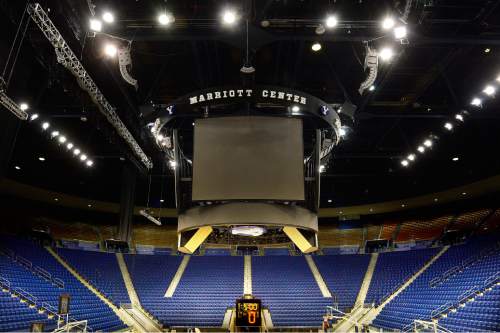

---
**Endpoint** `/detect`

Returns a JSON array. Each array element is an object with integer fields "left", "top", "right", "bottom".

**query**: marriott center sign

[{"left": 188, "top": 87, "right": 308, "bottom": 106}]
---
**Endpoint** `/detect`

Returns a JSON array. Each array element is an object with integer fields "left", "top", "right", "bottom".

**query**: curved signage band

[{"left": 146, "top": 85, "right": 342, "bottom": 144}]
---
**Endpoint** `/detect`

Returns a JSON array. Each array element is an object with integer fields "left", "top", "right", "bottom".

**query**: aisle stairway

[{"left": 355, "top": 253, "right": 378, "bottom": 307}]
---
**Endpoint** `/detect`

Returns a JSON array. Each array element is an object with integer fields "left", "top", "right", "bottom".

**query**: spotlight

[
  {"left": 319, "top": 165, "right": 325, "bottom": 173},
  {"left": 222, "top": 9, "right": 237, "bottom": 25},
  {"left": 58, "top": 136, "right": 67, "bottom": 143},
  {"left": 444, "top": 122, "right": 453, "bottom": 131},
  {"left": 102, "top": 12, "right": 114, "bottom": 23},
  {"left": 169, "top": 160, "right": 177, "bottom": 168},
  {"left": 382, "top": 17, "right": 395, "bottom": 30},
  {"left": 394, "top": 26, "right": 407, "bottom": 39},
  {"left": 51, "top": 131, "right": 60, "bottom": 138},
  {"left": 368, "top": 85, "right": 375, "bottom": 91},
  {"left": 20, "top": 103, "right": 29, "bottom": 111},
  {"left": 30, "top": 113, "right": 39, "bottom": 121},
  {"left": 452, "top": 157, "right": 459, "bottom": 161},
  {"left": 471, "top": 97, "right": 482, "bottom": 106},
  {"left": 291, "top": 105, "right": 300, "bottom": 112},
  {"left": 407, "top": 154, "right": 415, "bottom": 161},
  {"left": 311, "top": 42, "right": 322, "bottom": 52},
  {"left": 423, "top": 139, "right": 433, "bottom": 147},
  {"left": 327, "top": 199, "right": 332, "bottom": 203},
  {"left": 455, "top": 114, "right": 464, "bottom": 122},
  {"left": 67, "top": 143, "right": 74, "bottom": 150},
  {"left": 434, "top": 198, "right": 439, "bottom": 202},
  {"left": 483, "top": 85, "right": 496, "bottom": 96},
  {"left": 417, "top": 146, "right": 425, "bottom": 153},
  {"left": 104, "top": 44, "right": 117, "bottom": 58},
  {"left": 86, "top": 160, "right": 94, "bottom": 167},
  {"left": 15, "top": 166, "right": 20, "bottom": 170},
  {"left": 73, "top": 148, "right": 81, "bottom": 156},
  {"left": 401, "top": 160, "right": 409, "bottom": 167},
  {"left": 158, "top": 13, "right": 174, "bottom": 26},
  {"left": 80, "top": 154, "right": 88, "bottom": 161},
  {"left": 462, "top": 192, "right": 467, "bottom": 196},
  {"left": 339, "top": 127, "right": 347, "bottom": 137},
  {"left": 160, "top": 199, "right": 165, "bottom": 203},
  {"left": 325, "top": 15, "right": 338, "bottom": 28},
  {"left": 484, "top": 48, "right": 491, "bottom": 53},
  {"left": 42, "top": 122, "right": 50, "bottom": 130},
  {"left": 89, "top": 18, "right": 102, "bottom": 32},
  {"left": 38, "top": 157, "right": 45, "bottom": 161},
  {"left": 379, "top": 47, "right": 394, "bottom": 62}
]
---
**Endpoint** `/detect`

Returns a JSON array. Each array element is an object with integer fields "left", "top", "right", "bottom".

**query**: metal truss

[
  {"left": 358, "top": 45, "right": 378, "bottom": 95},
  {"left": 118, "top": 45, "right": 138, "bottom": 89},
  {"left": 27, "top": 3, "right": 153, "bottom": 169},
  {"left": 0, "top": 77, "right": 28, "bottom": 120}
]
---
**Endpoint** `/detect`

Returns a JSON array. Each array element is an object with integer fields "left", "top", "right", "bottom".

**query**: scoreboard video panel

[{"left": 236, "top": 298, "right": 261, "bottom": 327}]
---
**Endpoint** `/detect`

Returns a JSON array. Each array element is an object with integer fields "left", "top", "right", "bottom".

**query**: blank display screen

[{"left": 192, "top": 117, "right": 304, "bottom": 201}]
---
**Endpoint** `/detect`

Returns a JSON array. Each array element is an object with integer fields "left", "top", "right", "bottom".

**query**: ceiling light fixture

[
  {"left": 19, "top": 103, "right": 29, "bottom": 111},
  {"left": 42, "top": 122, "right": 50, "bottom": 130},
  {"left": 325, "top": 15, "right": 338, "bottom": 28},
  {"left": 452, "top": 157, "right": 459, "bottom": 161},
  {"left": 455, "top": 114, "right": 464, "bottom": 122},
  {"left": 311, "top": 42, "right": 322, "bottom": 52},
  {"left": 158, "top": 12, "right": 174, "bottom": 26},
  {"left": 471, "top": 97, "right": 482, "bottom": 106},
  {"left": 368, "top": 85, "right": 375, "bottom": 91},
  {"left": 15, "top": 166, "right": 20, "bottom": 170},
  {"left": 483, "top": 85, "right": 496, "bottom": 96},
  {"left": 102, "top": 12, "right": 114, "bottom": 23},
  {"left": 444, "top": 122, "right": 453, "bottom": 131},
  {"left": 86, "top": 160, "right": 94, "bottom": 167},
  {"left": 50, "top": 131, "right": 59, "bottom": 138},
  {"left": 382, "top": 17, "right": 395, "bottom": 30},
  {"left": 80, "top": 154, "right": 88, "bottom": 161},
  {"left": 394, "top": 26, "right": 407, "bottom": 39},
  {"left": 401, "top": 160, "right": 409, "bottom": 167},
  {"left": 89, "top": 18, "right": 102, "bottom": 32},
  {"left": 222, "top": 9, "right": 237, "bottom": 25},
  {"left": 423, "top": 139, "right": 433, "bottom": 147},
  {"left": 38, "top": 157, "right": 45, "bottom": 161},
  {"left": 104, "top": 44, "right": 117, "bottom": 58},
  {"left": 30, "top": 113, "right": 39, "bottom": 121},
  {"left": 379, "top": 47, "right": 394, "bottom": 62},
  {"left": 58, "top": 136, "right": 67, "bottom": 143},
  {"left": 67, "top": 143, "right": 74, "bottom": 150},
  {"left": 73, "top": 148, "right": 81, "bottom": 156},
  {"left": 417, "top": 146, "right": 425, "bottom": 153},
  {"left": 327, "top": 199, "right": 332, "bottom": 203},
  {"left": 291, "top": 105, "right": 300, "bottom": 112},
  {"left": 407, "top": 154, "right": 415, "bottom": 161}
]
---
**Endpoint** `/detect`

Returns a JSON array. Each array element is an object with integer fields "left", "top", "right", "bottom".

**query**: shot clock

[{"left": 235, "top": 297, "right": 262, "bottom": 327}]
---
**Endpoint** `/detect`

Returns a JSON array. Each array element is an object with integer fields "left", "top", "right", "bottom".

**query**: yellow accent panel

[
  {"left": 283, "top": 226, "right": 317, "bottom": 253},
  {"left": 178, "top": 226, "right": 213, "bottom": 254}
]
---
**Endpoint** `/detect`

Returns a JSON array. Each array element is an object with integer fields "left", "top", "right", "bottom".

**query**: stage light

[
  {"left": 19, "top": 103, "right": 29, "bottom": 111},
  {"left": 452, "top": 157, "right": 459, "bottom": 161},
  {"left": 382, "top": 17, "right": 395, "bottom": 30},
  {"left": 89, "top": 18, "right": 102, "bottom": 32},
  {"left": 423, "top": 139, "right": 433, "bottom": 147},
  {"left": 51, "top": 130, "right": 59, "bottom": 138},
  {"left": 42, "top": 122, "right": 50, "bottom": 130},
  {"left": 169, "top": 160, "right": 177, "bottom": 168},
  {"left": 80, "top": 154, "right": 87, "bottom": 161},
  {"left": 222, "top": 9, "right": 237, "bottom": 25},
  {"left": 311, "top": 42, "right": 322, "bottom": 52},
  {"left": 73, "top": 148, "right": 81, "bottom": 156},
  {"left": 30, "top": 113, "right": 39, "bottom": 121},
  {"left": 15, "top": 166, "right": 20, "bottom": 170},
  {"left": 394, "top": 26, "right": 407, "bottom": 39},
  {"left": 407, "top": 154, "right": 415, "bottom": 161},
  {"left": 104, "top": 44, "right": 117, "bottom": 58},
  {"left": 368, "top": 85, "right": 375, "bottom": 91},
  {"left": 471, "top": 97, "right": 482, "bottom": 106},
  {"left": 379, "top": 47, "right": 394, "bottom": 62},
  {"left": 58, "top": 136, "right": 67, "bottom": 143},
  {"left": 158, "top": 13, "right": 174, "bottom": 26},
  {"left": 339, "top": 127, "right": 347, "bottom": 137},
  {"left": 444, "top": 122, "right": 453, "bottom": 131},
  {"left": 401, "top": 204, "right": 406, "bottom": 208},
  {"left": 88, "top": 204, "right": 92, "bottom": 208},
  {"left": 160, "top": 199, "right": 164, "bottom": 203},
  {"left": 462, "top": 192, "right": 467, "bottom": 196},
  {"left": 484, "top": 48, "right": 491, "bottom": 53},
  {"left": 325, "top": 15, "right": 338, "bottom": 28},
  {"left": 417, "top": 146, "right": 425, "bottom": 153},
  {"left": 434, "top": 198, "right": 439, "bottom": 202},
  {"left": 327, "top": 199, "right": 332, "bottom": 203},
  {"left": 102, "top": 12, "right": 114, "bottom": 23},
  {"left": 291, "top": 105, "right": 300, "bottom": 112},
  {"left": 67, "top": 143, "right": 74, "bottom": 150},
  {"left": 401, "top": 160, "right": 409, "bottom": 167},
  {"left": 86, "top": 160, "right": 94, "bottom": 167},
  {"left": 319, "top": 165, "right": 325, "bottom": 173},
  {"left": 38, "top": 157, "right": 45, "bottom": 161},
  {"left": 455, "top": 114, "right": 464, "bottom": 122},
  {"left": 483, "top": 85, "right": 496, "bottom": 96}
]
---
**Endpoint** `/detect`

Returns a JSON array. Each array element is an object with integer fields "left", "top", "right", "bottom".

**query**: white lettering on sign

[{"left": 188, "top": 88, "right": 307, "bottom": 105}]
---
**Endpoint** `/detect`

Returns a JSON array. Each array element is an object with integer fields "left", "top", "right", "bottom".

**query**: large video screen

[{"left": 192, "top": 116, "right": 304, "bottom": 201}]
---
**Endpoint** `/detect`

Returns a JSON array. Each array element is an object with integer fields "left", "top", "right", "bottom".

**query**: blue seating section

[
  {"left": 0, "top": 236, "right": 126, "bottom": 332},
  {"left": 57, "top": 248, "right": 130, "bottom": 306},
  {"left": 366, "top": 248, "right": 439, "bottom": 304},
  {"left": 373, "top": 236, "right": 500, "bottom": 332},
  {"left": 252, "top": 256, "right": 332, "bottom": 327},
  {"left": 314, "top": 254, "right": 370, "bottom": 311},
  {"left": 0, "top": 255, "right": 57, "bottom": 332},
  {"left": 263, "top": 248, "right": 290, "bottom": 255}
]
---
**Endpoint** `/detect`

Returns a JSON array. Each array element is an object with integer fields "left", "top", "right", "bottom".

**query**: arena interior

[{"left": 1, "top": 0, "right": 500, "bottom": 332}]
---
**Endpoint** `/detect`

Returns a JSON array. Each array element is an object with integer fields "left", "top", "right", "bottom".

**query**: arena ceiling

[{"left": 1, "top": 0, "right": 500, "bottom": 212}]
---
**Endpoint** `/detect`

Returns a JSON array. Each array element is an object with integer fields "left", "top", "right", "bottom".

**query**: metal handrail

[
  {"left": 53, "top": 277, "right": 65, "bottom": 288},
  {"left": 431, "top": 302, "right": 453, "bottom": 318},
  {"left": 12, "top": 287, "right": 38, "bottom": 304},
  {"left": 16, "top": 255, "right": 33, "bottom": 268}
]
